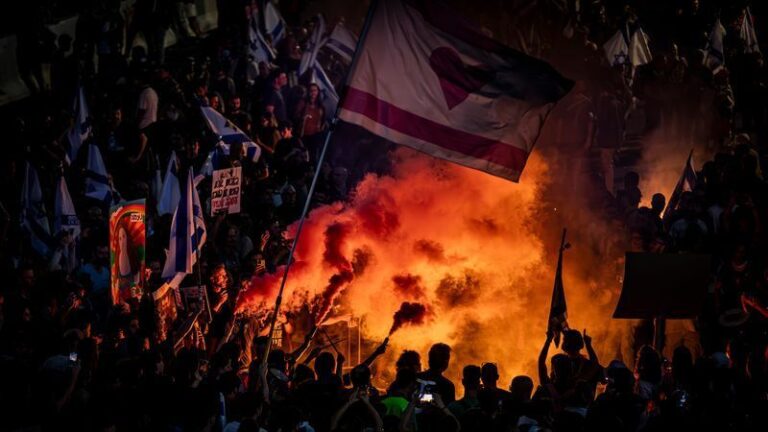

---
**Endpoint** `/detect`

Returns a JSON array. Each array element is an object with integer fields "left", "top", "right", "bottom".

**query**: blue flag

[
  {"left": 158, "top": 151, "right": 181, "bottom": 216},
  {"left": 54, "top": 175, "right": 81, "bottom": 270},
  {"left": 85, "top": 144, "right": 120, "bottom": 205},
  {"left": 21, "top": 163, "right": 54, "bottom": 257},
  {"left": 67, "top": 86, "right": 92, "bottom": 161},
  {"left": 200, "top": 107, "right": 262, "bottom": 175},
  {"left": 162, "top": 168, "right": 207, "bottom": 278}
]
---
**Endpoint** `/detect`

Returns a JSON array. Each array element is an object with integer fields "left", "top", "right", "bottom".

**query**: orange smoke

[{"left": 237, "top": 148, "right": 625, "bottom": 388}]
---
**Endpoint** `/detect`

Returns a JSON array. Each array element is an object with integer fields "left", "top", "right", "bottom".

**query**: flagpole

[{"left": 261, "top": 0, "right": 379, "bottom": 368}]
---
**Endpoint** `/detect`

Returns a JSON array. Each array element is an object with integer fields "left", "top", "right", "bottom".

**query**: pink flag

[{"left": 339, "top": 0, "right": 572, "bottom": 181}]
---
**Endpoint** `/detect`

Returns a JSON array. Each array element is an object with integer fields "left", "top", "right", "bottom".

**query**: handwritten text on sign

[{"left": 211, "top": 167, "right": 242, "bottom": 216}]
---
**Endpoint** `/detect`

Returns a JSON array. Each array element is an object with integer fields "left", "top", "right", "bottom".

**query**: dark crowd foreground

[{"left": 1, "top": 0, "right": 768, "bottom": 431}]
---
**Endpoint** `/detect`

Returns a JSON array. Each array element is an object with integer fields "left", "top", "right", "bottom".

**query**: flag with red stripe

[{"left": 338, "top": 0, "right": 572, "bottom": 181}]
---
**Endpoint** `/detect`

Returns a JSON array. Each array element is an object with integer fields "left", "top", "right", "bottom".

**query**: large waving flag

[
  {"left": 740, "top": 8, "right": 760, "bottom": 54},
  {"left": 704, "top": 19, "right": 726, "bottom": 71},
  {"left": 249, "top": 9, "right": 276, "bottom": 65},
  {"left": 299, "top": 15, "right": 327, "bottom": 77},
  {"left": 54, "top": 176, "right": 81, "bottom": 270},
  {"left": 325, "top": 22, "right": 357, "bottom": 62},
  {"left": 200, "top": 107, "right": 262, "bottom": 170},
  {"left": 264, "top": 1, "right": 286, "bottom": 44},
  {"left": 85, "top": 144, "right": 119, "bottom": 205},
  {"left": 663, "top": 151, "right": 697, "bottom": 224},
  {"left": 21, "top": 163, "right": 54, "bottom": 257},
  {"left": 158, "top": 151, "right": 181, "bottom": 216},
  {"left": 338, "top": 0, "right": 572, "bottom": 181},
  {"left": 162, "top": 168, "right": 207, "bottom": 278},
  {"left": 67, "top": 86, "right": 92, "bottom": 161}
]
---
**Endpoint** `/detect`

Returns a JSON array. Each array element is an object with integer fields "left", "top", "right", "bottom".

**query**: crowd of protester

[{"left": 0, "top": 0, "right": 767, "bottom": 431}]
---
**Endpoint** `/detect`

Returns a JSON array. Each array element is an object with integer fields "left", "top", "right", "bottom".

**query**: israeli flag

[
  {"left": 157, "top": 151, "right": 181, "bottom": 216},
  {"left": 85, "top": 144, "right": 119, "bottom": 205},
  {"left": 249, "top": 9, "right": 276, "bottom": 64},
  {"left": 663, "top": 151, "right": 697, "bottom": 224},
  {"left": 67, "top": 86, "right": 92, "bottom": 161},
  {"left": 54, "top": 175, "right": 81, "bottom": 270},
  {"left": 20, "top": 163, "right": 54, "bottom": 257},
  {"left": 312, "top": 61, "right": 339, "bottom": 118},
  {"left": 704, "top": 19, "right": 726, "bottom": 71},
  {"left": 264, "top": 1, "right": 286, "bottom": 44},
  {"left": 740, "top": 8, "right": 760, "bottom": 54},
  {"left": 604, "top": 24, "right": 651, "bottom": 67},
  {"left": 162, "top": 168, "right": 207, "bottom": 278},
  {"left": 299, "top": 14, "right": 326, "bottom": 77},
  {"left": 200, "top": 107, "right": 262, "bottom": 174},
  {"left": 604, "top": 29, "right": 630, "bottom": 66},
  {"left": 325, "top": 22, "right": 357, "bottom": 62}
]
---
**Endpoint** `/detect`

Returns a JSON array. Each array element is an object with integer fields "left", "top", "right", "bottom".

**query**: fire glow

[{"left": 237, "top": 148, "right": 625, "bottom": 387}]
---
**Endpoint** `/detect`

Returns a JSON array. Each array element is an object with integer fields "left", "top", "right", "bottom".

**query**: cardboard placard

[{"left": 211, "top": 167, "right": 242, "bottom": 216}]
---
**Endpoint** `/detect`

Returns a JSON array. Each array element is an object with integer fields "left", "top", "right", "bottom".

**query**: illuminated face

[
  {"left": 212, "top": 267, "right": 228, "bottom": 289},
  {"left": 119, "top": 227, "right": 128, "bottom": 250},
  {"left": 309, "top": 85, "right": 320, "bottom": 100}
]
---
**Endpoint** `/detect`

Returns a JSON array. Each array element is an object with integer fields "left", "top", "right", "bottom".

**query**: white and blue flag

[
  {"left": 21, "top": 163, "right": 54, "bottom": 257},
  {"left": 325, "top": 22, "right": 357, "bottom": 62},
  {"left": 200, "top": 107, "right": 262, "bottom": 175},
  {"left": 264, "top": 1, "right": 286, "bottom": 44},
  {"left": 54, "top": 175, "right": 81, "bottom": 270},
  {"left": 66, "top": 86, "right": 92, "bottom": 161},
  {"left": 162, "top": 168, "right": 207, "bottom": 278},
  {"left": 704, "top": 19, "right": 726, "bottom": 71},
  {"left": 312, "top": 61, "right": 339, "bottom": 118},
  {"left": 299, "top": 14, "right": 326, "bottom": 77},
  {"left": 604, "top": 24, "right": 651, "bottom": 67},
  {"left": 249, "top": 9, "right": 276, "bottom": 65},
  {"left": 740, "top": 8, "right": 760, "bottom": 54},
  {"left": 158, "top": 151, "right": 182, "bottom": 216},
  {"left": 85, "top": 144, "right": 119, "bottom": 205}
]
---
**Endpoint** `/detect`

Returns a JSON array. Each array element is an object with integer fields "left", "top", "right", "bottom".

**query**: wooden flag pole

[{"left": 260, "top": 0, "right": 380, "bottom": 371}]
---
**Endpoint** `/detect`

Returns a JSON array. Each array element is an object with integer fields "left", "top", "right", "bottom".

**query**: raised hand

[{"left": 583, "top": 329, "right": 592, "bottom": 346}]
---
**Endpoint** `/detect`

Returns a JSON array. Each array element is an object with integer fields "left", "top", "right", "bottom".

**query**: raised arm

[
  {"left": 360, "top": 337, "right": 389, "bottom": 368},
  {"left": 583, "top": 329, "right": 598, "bottom": 364}
]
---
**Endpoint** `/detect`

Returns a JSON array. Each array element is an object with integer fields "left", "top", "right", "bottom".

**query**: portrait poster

[
  {"left": 109, "top": 199, "right": 146, "bottom": 304},
  {"left": 152, "top": 283, "right": 178, "bottom": 343}
]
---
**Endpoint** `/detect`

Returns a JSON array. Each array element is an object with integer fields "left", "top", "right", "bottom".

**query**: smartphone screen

[{"left": 69, "top": 352, "right": 78, "bottom": 362}]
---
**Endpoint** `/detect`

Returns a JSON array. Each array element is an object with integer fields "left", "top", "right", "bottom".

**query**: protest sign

[{"left": 211, "top": 167, "right": 242, "bottom": 216}]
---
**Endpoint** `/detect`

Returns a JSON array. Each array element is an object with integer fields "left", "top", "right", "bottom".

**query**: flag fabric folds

[
  {"left": 200, "top": 107, "right": 262, "bottom": 175},
  {"left": 264, "top": 1, "right": 286, "bottom": 44},
  {"left": 325, "top": 23, "right": 357, "bottom": 62},
  {"left": 663, "top": 151, "right": 697, "bottom": 224},
  {"left": 85, "top": 144, "right": 119, "bottom": 205},
  {"left": 158, "top": 151, "right": 181, "bottom": 216},
  {"left": 740, "top": 8, "right": 760, "bottom": 54},
  {"left": 21, "top": 163, "right": 54, "bottom": 257},
  {"left": 299, "top": 15, "right": 327, "bottom": 77},
  {"left": 54, "top": 176, "right": 81, "bottom": 270},
  {"left": 704, "top": 20, "right": 726, "bottom": 71},
  {"left": 249, "top": 10, "right": 276, "bottom": 65},
  {"left": 604, "top": 25, "right": 652, "bottom": 67},
  {"left": 549, "top": 230, "right": 570, "bottom": 347},
  {"left": 162, "top": 168, "right": 207, "bottom": 278},
  {"left": 338, "top": 0, "right": 572, "bottom": 182},
  {"left": 66, "top": 86, "right": 92, "bottom": 161},
  {"left": 312, "top": 61, "right": 339, "bottom": 116}
]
